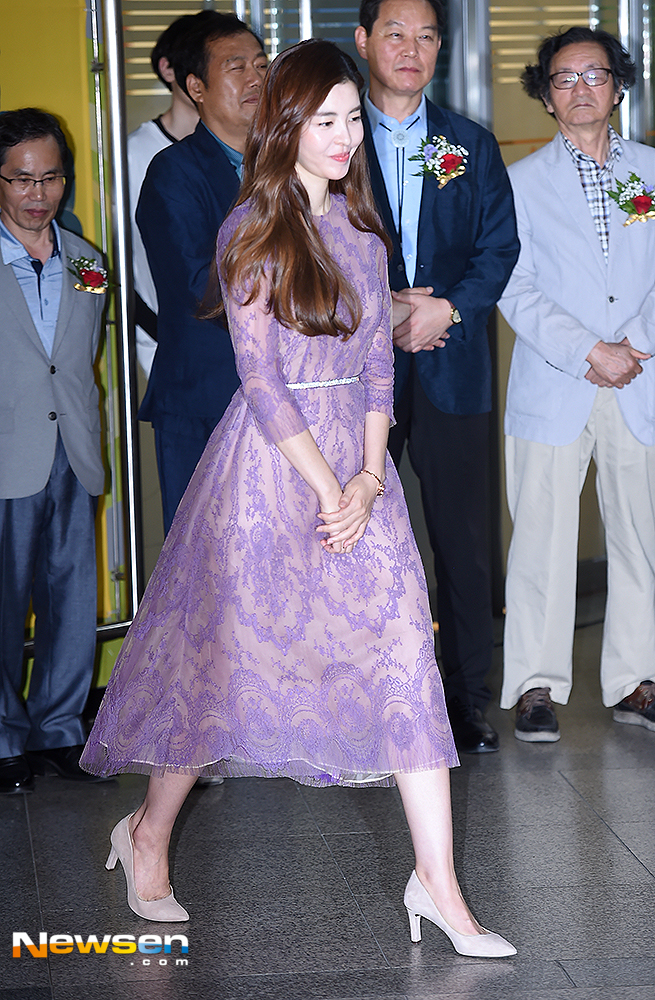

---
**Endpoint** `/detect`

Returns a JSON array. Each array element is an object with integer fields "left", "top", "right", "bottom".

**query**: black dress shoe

[
  {"left": 0, "top": 755, "right": 35, "bottom": 794},
  {"left": 25, "top": 745, "right": 114, "bottom": 783},
  {"left": 448, "top": 702, "right": 499, "bottom": 754}
]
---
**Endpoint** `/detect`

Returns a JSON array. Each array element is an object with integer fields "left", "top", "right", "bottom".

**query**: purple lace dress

[{"left": 81, "top": 196, "right": 457, "bottom": 787}]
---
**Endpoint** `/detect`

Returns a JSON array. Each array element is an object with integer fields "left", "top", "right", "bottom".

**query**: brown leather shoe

[
  {"left": 613, "top": 681, "right": 655, "bottom": 732},
  {"left": 514, "top": 687, "right": 560, "bottom": 742}
]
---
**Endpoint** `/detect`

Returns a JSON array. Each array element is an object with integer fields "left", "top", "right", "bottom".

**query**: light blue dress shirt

[
  {"left": 0, "top": 215, "right": 62, "bottom": 357},
  {"left": 201, "top": 121, "right": 244, "bottom": 178},
  {"left": 365, "top": 91, "right": 427, "bottom": 287}
]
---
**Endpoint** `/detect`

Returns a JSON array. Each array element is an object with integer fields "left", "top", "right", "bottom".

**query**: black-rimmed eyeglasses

[
  {"left": 0, "top": 174, "right": 66, "bottom": 194},
  {"left": 549, "top": 68, "right": 612, "bottom": 90}
]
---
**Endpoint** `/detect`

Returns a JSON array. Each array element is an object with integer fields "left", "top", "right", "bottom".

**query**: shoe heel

[
  {"left": 406, "top": 906, "right": 422, "bottom": 943},
  {"left": 105, "top": 845, "right": 118, "bottom": 871}
]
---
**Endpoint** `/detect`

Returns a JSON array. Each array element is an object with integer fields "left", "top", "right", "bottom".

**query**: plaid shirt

[{"left": 561, "top": 127, "right": 623, "bottom": 259}]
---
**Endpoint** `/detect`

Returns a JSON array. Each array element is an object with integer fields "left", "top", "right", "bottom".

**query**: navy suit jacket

[
  {"left": 364, "top": 100, "right": 519, "bottom": 414},
  {"left": 136, "top": 121, "right": 241, "bottom": 438}
]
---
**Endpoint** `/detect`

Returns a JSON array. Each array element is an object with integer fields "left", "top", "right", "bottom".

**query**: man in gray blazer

[
  {"left": 499, "top": 28, "right": 655, "bottom": 741},
  {"left": 0, "top": 109, "right": 108, "bottom": 792}
]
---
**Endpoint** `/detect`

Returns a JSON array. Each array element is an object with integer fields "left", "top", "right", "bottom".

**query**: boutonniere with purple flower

[
  {"left": 409, "top": 135, "right": 469, "bottom": 188},
  {"left": 608, "top": 173, "right": 655, "bottom": 226},
  {"left": 67, "top": 256, "right": 108, "bottom": 293}
]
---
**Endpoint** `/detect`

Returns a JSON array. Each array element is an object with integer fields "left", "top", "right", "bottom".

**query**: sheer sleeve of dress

[
  {"left": 216, "top": 205, "right": 309, "bottom": 446},
  {"left": 360, "top": 236, "right": 395, "bottom": 424},
  {"left": 222, "top": 281, "right": 310, "bottom": 446}
]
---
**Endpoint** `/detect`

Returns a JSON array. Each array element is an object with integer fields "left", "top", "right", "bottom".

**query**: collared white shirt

[
  {"left": 0, "top": 215, "right": 62, "bottom": 357},
  {"left": 365, "top": 91, "right": 426, "bottom": 286}
]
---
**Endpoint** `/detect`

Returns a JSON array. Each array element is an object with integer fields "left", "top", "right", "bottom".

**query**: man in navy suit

[
  {"left": 355, "top": 0, "right": 519, "bottom": 752},
  {"left": 137, "top": 13, "right": 267, "bottom": 533}
]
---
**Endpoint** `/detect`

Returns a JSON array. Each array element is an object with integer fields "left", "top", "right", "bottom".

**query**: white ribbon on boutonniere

[
  {"left": 409, "top": 135, "right": 469, "bottom": 189},
  {"left": 608, "top": 173, "right": 655, "bottom": 226},
  {"left": 67, "top": 256, "right": 108, "bottom": 293}
]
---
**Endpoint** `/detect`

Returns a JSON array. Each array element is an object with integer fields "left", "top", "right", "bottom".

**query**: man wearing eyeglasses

[
  {"left": 499, "top": 27, "right": 655, "bottom": 741},
  {"left": 0, "top": 108, "right": 108, "bottom": 793}
]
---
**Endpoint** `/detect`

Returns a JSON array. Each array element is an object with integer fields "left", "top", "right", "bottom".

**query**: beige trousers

[{"left": 502, "top": 389, "right": 655, "bottom": 709}]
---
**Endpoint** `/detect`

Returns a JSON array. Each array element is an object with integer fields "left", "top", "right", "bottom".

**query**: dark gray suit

[{"left": 0, "top": 225, "right": 105, "bottom": 756}]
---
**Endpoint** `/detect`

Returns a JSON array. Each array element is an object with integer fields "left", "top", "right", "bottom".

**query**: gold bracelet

[{"left": 360, "top": 468, "right": 385, "bottom": 496}]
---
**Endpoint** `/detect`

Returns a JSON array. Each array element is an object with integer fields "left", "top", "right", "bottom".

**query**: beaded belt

[{"left": 285, "top": 374, "right": 361, "bottom": 390}]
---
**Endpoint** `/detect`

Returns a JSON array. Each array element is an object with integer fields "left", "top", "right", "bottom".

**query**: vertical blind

[
  {"left": 489, "top": 3, "right": 599, "bottom": 87},
  {"left": 123, "top": 1, "right": 235, "bottom": 99},
  {"left": 121, "top": 1, "right": 364, "bottom": 69}
]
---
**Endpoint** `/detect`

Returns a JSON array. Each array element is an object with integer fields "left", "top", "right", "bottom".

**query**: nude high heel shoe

[
  {"left": 403, "top": 870, "right": 516, "bottom": 958},
  {"left": 106, "top": 814, "right": 189, "bottom": 922}
]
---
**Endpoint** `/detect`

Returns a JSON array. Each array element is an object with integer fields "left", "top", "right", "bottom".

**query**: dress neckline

[{"left": 312, "top": 195, "right": 332, "bottom": 219}]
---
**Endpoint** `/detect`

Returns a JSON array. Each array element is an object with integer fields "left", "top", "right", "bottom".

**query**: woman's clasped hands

[{"left": 316, "top": 472, "right": 379, "bottom": 554}]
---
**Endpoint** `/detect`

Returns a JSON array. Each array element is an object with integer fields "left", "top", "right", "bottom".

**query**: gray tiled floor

[{"left": 3, "top": 596, "right": 655, "bottom": 999}]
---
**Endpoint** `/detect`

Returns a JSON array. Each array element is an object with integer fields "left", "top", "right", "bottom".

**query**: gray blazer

[
  {"left": 500, "top": 132, "right": 655, "bottom": 447},
  {"left": 0, "top": 227, "right": 106, "bottom": 499}
]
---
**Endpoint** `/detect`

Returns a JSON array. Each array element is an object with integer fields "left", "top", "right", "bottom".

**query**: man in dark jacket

[
  {"left": 137, "top": 13, "right": 267, "bottom": 532},
  {"left": 356, "top": 0, "right": 519, "bottom": 752}
]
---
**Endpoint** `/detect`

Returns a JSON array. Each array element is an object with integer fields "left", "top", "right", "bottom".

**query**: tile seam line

[
  {"left": 558, "top": 769, "right": 655, "bottom": 880},
  {"left": 555, "top": 957, "right": 578, "bottom": 986},
  {"left": 23, "top": 794, "right": 56, "bottom": 997},
  {"left": 296, "top": 784, "right": 393, "bottom": 969}
]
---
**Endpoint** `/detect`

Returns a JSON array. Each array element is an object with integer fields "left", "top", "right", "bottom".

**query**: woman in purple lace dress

[{"left": 81, "top": 39, "right": 515, "bottom": 957}]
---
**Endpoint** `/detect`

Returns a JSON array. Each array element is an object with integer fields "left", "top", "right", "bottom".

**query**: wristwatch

[{"left": 448, "top": 301, "right": 462, "bottom": 325}]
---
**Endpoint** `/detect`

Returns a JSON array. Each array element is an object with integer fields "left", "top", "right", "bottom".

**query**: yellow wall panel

[
  {"left": 1, "top": 2, "right": 130, "bottom": 678},
  {"left": 0, "top": 0, "right": 97, "bottom": 241}
]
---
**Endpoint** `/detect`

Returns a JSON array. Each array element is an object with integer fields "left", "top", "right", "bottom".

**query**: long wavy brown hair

[{"left": 219, "top": 38, "right": 391, "bottom": 340}]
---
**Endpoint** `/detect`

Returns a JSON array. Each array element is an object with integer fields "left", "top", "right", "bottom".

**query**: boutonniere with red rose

[
  {"left": 409, "top": 135, "right": 469, "bottom": 188},
  {"left": 67, "top": 256, "right": 108, "bottom": 293},
  {"left": 608, "top": 173, "right": 655, "bottom": 226}
]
